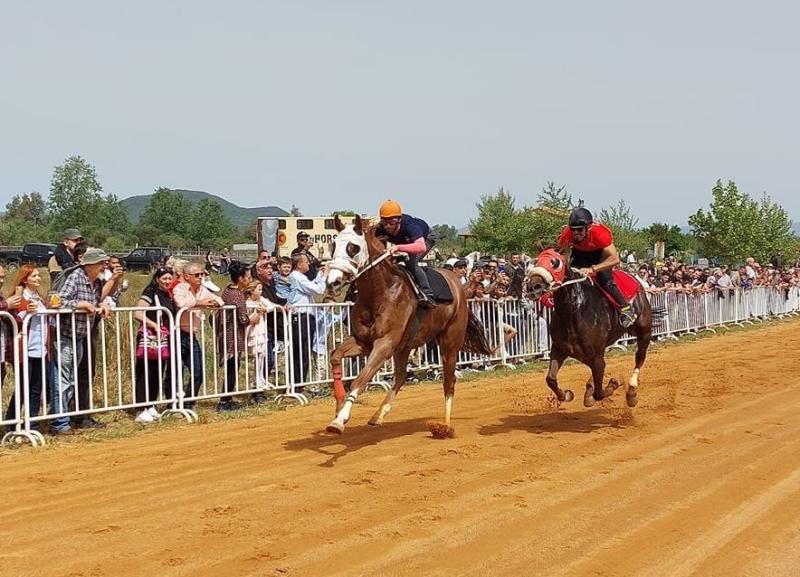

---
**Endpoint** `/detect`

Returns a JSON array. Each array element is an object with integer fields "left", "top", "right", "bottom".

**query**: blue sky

[{"left": 2, "top": 1, "right": 798, "bottom": 228}]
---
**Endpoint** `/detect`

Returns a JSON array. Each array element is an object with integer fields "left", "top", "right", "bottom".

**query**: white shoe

[
  {"left": 135, "top": 409, "right": 155, "bottom": 424},
  {"left": 148, "top": 406, "right": 162, "bottom": 420}
]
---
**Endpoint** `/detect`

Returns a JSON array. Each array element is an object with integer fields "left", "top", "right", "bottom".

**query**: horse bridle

[
  {"left": 328, "top": 249, "right": 393, "bottom": 283},
  {"left": 553, "top": 271, "right": 594, "bottom": 291},
  {"left": 529, "top": 265, "right": 593, "bottom": 294}
]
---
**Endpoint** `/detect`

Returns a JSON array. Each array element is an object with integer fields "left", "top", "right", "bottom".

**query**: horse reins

[
  {"left": 551, "top": 271, "right": 593, "bottom": 291},
  {"left": 327, "top": 250, "right": 393, "bottom": 284}
]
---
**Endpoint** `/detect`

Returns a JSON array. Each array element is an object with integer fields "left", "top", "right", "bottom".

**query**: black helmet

[{"left": 569, "top": 207, "right": 593, "bottom": 228}]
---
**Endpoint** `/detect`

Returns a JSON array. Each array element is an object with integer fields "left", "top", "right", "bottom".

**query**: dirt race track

[{"left": 3, "top": 321, "right": 800, "bottom": 577}]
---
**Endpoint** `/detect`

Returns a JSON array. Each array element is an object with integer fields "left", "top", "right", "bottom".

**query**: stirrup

[
  {"left": 418, "top": 295, "right": 437, "bottom": 309},
  {"left": 619, "top": 308, "right": 637, "bottom": 328}
]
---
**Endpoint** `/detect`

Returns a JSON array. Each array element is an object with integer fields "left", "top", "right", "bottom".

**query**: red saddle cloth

[{"left": 595, "top": 270, "right": 641, "bottom": 309}]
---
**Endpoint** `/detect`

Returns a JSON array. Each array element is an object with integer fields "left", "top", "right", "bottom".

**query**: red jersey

[{"left": 557, "top": 223, "right": 613, "bottom": 252}]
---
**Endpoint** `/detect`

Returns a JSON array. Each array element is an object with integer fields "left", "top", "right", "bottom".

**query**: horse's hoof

[
  {"left": 583, "top": 385, "right": 596, "bottom": 407},
  {"left": 626, "top": 387, "right": 639, "bottom": 407},
  {"left": 602, "top": 378, "right": 621, "bottom": 398},
  {"left": 563, "top": 389, "right": 574, "bottom": 403},
  {"left": 367, "top": 417, "right": 381, "bottom": 426},
  {"left": 428, "top": 422, "right": 455, "bottom": 439},
  {"left": 326, "top": 421, "right": 345, "bottom": 435}
]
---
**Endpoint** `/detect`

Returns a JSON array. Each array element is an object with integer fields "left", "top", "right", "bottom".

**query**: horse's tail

[{"left": 462, "top": 309, "right": 496, "bottom": 356}]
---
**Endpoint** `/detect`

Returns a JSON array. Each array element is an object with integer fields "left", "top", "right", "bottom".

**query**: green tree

[
  {"left": 431, "top": 224, "right": 458, "bottom": 244},
  {"left": 101, "top": 193, "right": 132, "bottom": 240},
  {"left": 537, "top": 181, "right": 572, "bottom": 214},
  {"left": 47, "top": 155, "right": 106, "bottom": 234},
  {"left": 754, "top": 193, "right": 796, "bottom": 262},
  {"left": 189, "top": 198, "right": 237, "bottom": 248},
  {"left": 140, "top": 187, "right": 193, "bottom": 238},
  {"left": 529, "top": 181, "right": 574, "bottom": 246},
  {"left": 598, "top": 199, "right": 649, "bottom": 258},
  {"left": 688, "top": 179, "right": 784, "bottom": 262},
  {"left": 469, "top": 187, "right": 524, "bottom": 254},
  {"left": 5, "top": 192, "right": 48, "bottom": 225},
  {"left": 0, "top": 218, "right": 51, "bottom": 245}
]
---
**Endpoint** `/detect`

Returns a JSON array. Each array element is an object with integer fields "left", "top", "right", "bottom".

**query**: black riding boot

[
  {"left": 596, "top": 270, "right": 636, "bottom": 328},
  {"left": 408, "top": 256, "right": 436, "bottom": 308}
]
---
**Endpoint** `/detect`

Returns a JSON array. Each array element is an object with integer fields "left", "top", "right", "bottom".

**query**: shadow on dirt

[
  {"left": 478, "top": 408, "right": 632, "bottom": 436},
  {"left": 283, "top": 417, "right": 432, "bottom": 467}
]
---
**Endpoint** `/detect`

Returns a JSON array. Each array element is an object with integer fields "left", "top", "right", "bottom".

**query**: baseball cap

[
  {"left": 63, "top": 228, "right": 83, "bottom": 240},
  {"left": 81, "top": 248, "right": 110, "bottom": 265},
  {"left": 454, "top": 259, "right": 468, "bottom": 268},
  {"left": 297, "top": 232, "right": 310, "bottom": 240}
]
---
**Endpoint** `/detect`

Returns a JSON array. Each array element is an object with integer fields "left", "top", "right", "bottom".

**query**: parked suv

[
  {"left": 121, "top": 247, "right": 172, "bottom": 271},
  {"left": 0, "top": 243, "right": 57, "bottom": 269}
]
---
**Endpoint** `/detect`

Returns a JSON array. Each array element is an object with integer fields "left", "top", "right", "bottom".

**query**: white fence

[{"left": 2, "top": 286, "right": 798, "bottom": 447}]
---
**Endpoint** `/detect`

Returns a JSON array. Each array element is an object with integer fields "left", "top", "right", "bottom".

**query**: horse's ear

[
  {"left": 334, "top": 214, "right": 345, "bottom": 232},
  {"left": 353, "top": 214, "right": 363, "bottom": 235}
]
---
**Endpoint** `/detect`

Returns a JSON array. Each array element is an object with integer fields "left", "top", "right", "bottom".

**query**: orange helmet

[{"left": 379, "top": 199, "right": 403, "bottom": 219}]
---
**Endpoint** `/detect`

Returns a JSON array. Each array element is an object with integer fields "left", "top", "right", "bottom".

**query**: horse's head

[
  {"left": 327, "top": 214, "right": 370, "bottom": 294},
  {"left": 525, "top": 248, "right": 568, "bottom": 298}
]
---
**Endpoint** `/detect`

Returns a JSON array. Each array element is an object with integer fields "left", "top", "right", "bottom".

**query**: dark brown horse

[
  {"left": 526, "top": 248, "right": 652, "bottom": 408},
  {"left": 325, "top": 215, "right": 493, "bottom": 437}
]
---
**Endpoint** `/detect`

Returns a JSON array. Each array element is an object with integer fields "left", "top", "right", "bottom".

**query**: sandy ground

[{"left": 3, "top": 320, "right": 800, "bottom": 577}]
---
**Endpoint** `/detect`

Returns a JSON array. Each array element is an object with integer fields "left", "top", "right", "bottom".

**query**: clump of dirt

[{"left": 428, "top": 422, "right": 456, "bottom": 439}]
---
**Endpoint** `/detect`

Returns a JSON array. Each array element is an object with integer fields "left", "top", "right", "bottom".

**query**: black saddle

[{"left": 399, "top": 266, "right": 454, "bottom": 303}]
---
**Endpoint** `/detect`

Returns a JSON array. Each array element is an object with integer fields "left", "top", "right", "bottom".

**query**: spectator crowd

[{"left": 2, "top": 226, "right": 798, "bottom": 441}]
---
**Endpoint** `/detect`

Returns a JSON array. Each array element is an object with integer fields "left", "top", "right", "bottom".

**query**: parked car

[
  {"left": 121, "top": 247, "right": 172, "bottom": 271},
  {"left": 0, "top": 243, "right": 57, "bottom": 269}
]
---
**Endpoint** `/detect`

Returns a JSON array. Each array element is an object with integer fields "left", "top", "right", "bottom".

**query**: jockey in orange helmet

[
  {"left": 556, "top": 206, "right": 637, "bottom": 328},
  {"left": 376, "top": 199, "right": 437, "bottom": 308}
]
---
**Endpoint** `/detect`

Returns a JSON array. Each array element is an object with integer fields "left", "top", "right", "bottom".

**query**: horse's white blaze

[
  {"left": 444, "top": 395, "right": 453, "bottom": 425},
  {"left": 629, "top": 368, "right": 640, "bottom": 388},
  {"left": 327, "top": 224, "right": 369, "bottom": 288}
]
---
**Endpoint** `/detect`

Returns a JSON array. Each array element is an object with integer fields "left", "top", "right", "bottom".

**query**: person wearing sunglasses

[
  {"left": 556, "top": 206, "right": 636, "bottom": 328},
  {"left": 173, "top": 262, "right": 224, "bottom": 409},
  {"left": 375, "top": 199, "right": 438, "bottom": 309}
]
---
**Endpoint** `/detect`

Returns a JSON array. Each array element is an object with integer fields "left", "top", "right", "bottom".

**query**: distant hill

[{"left": 120, "top": 189, "right": 289, "bottom": 230}]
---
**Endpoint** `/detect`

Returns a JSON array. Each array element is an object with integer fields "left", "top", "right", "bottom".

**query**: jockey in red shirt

[{"left": 556, "top": 207, "right": 637, "bottom": 328}]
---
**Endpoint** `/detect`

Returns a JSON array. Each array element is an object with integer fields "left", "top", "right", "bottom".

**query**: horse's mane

[{"left": 363, "top": 223, "right": 387, "bottom": 258}]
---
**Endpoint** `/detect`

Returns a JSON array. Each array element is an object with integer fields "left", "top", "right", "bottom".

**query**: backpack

[{"left": 50, "top": 264, "right": 82, "bottom": 294}]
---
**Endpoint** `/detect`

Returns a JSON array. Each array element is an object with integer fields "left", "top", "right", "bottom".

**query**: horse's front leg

[
  {"left": 330, "top": 336, "right": 369, "bottom": 414},
  {"left": 327, "top": 336, "right": 395, "bottom": 434},
  {"left": 545, "top": 349, "right": 574, "bottom": 403}
]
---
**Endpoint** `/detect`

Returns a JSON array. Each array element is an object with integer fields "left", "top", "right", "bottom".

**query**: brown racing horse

[
  {"left": 526, "top": 248, "right": 652, "bottom": 408},
  {"left": 324, "top": 215, "right": 493, "bottom": 437}
]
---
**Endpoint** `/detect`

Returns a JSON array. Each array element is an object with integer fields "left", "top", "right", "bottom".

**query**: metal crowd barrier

[{"left": 2, "top": 285, "right": 799, "bottom": 447}]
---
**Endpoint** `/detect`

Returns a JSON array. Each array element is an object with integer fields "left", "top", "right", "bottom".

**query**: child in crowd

[
  {"left": 245, "top": 281, "right": 285, "bottom": 390},
  {"left": 274, "top": 257, "right": 294, "bottom": 302}
]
